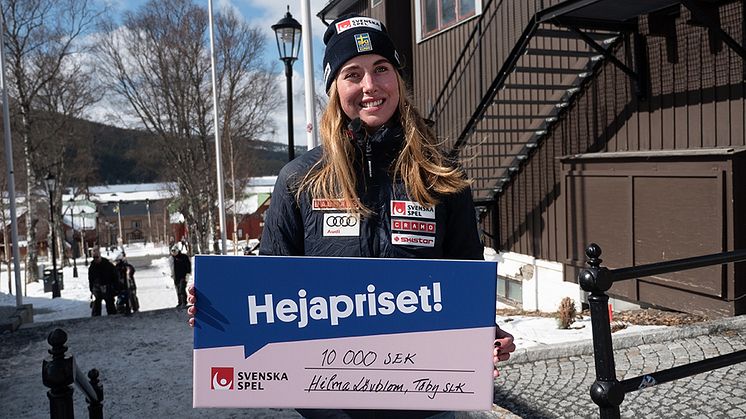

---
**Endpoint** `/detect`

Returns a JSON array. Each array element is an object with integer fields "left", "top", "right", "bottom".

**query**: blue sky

[{"left": 97, "top": 0, "right": 330, "bottom": 148}]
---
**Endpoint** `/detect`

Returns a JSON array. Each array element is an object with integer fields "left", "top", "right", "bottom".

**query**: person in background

[
  {"left": 114, "top": 252, "right": 138, "bottom": 314},
  {"left": 189, "top": 13, "right": 515, "bottom": 419},
  {"left": 171, "top": 245, "right": 191, "bottom": 308},
  {"left": 88, "top": 246, "right": 118, "bottom": 316}
]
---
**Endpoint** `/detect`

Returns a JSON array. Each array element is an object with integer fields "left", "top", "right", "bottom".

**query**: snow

[
  {"left": 1, "top": 243, "right": 666, "bottom": 347},
  {"left": 0, "top": 242, "right": 179, "bottom": 320}
]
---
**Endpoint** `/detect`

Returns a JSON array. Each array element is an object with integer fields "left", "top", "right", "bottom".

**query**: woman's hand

[
  {"left": 493, "top": 327, "right": 516, "bottom": 378},
  {"left": 187, "top": 285, "right": 196, "bottom": 327}
]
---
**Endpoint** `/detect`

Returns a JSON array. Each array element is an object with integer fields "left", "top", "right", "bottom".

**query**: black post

[
  {"left": 284, "top": 59, "right": 295, "bottom": 162},
  {"left": 49, "top": 200, "right": 60, "bottom": 298},
  {"left": 71, "top": 207, "right": 78, "bottom": 278},
  {"left": 86, "top": 369, "right": 103, "bottom": 419},
  {"left": 42, "top": 329, "right": 74, "bottom": 419},
  {"left": 578, "top": 243, "right": 624, "bottom": 418}
]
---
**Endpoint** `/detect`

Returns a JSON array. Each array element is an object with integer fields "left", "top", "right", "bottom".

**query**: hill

[{"left": 86, "top": 120, "right": 301, "bottom": 184}]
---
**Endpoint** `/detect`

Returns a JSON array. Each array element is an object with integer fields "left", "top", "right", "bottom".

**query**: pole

[
  {"left": 285, "top": 59, "right": 295, "bottom": 161},
  {"left": 300, "top": 0, "right": 318, "bottom": 149},
  {"left": 82, "top": 212, "right": 88, "bottom": 266},
  {"left": 71, "top": 204, "right": 78, "bottom": 278},
  {"left": 1, "top": 11, "right": 24, "bottom": 307},
  {"left": 116, "top": 201, "right": 123, "bottom": 250},
  {"left": 146, "top": 200, "right": 153, "bottom": 244},
  {"left": 49, "top": 199, "right": 60, "bottom": 298},
  {"left": 207, "top": 0, "right": 228, "bottom": 255}
]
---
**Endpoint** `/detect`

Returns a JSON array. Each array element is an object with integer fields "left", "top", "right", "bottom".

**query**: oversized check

[{"left": 193, "top": 255, "right": 497, "bottom": 411}]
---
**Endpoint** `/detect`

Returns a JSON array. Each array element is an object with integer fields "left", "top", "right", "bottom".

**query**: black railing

[
  {"left": 578, "top": 243, "right": 746, "bottom": 419},
  {"left": 42, "top": 328, "right": 104, "bottom": 419}
]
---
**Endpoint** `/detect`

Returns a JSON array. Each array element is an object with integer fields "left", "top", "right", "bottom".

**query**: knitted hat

[{"left": 322, "top": 14, "right": 402, "bottom": 94}]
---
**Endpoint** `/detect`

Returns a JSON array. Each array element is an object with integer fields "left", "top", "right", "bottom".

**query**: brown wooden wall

[{"left": 492, "top": 2, "right": 744, "bottom": 262}]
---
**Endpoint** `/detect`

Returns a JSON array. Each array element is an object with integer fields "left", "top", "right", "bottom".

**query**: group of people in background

[
  {"left": 86, "top": 242, "right": 192, "bottom": 316},
  {"left": 87, "top": 246, "right": 139, "bottom": 316}
]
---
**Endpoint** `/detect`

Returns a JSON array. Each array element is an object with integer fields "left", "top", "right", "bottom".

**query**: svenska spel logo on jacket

[
  {"left": 211, "top": 367, "right": 234, "bottom": 390},
  {"left": 390, "top": 200, "right": 435, "bottom": 219}
]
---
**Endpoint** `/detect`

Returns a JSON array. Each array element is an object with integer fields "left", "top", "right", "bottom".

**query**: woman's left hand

[{"left": 493, "top": 327, "right": 516, "bottom": 378}]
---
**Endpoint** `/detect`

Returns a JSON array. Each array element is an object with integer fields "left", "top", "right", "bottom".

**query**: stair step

[
  {"left": 534, "top": 28, "right": 617, "bottom": 42},
  {"left": 503, "top": 83, "right": 577, "bottom": 90},
  {"left": 484, "top": 114, "right": 554, "bottom": 120},
  {"left": 476, "top": 128, "right": 546, "bottom": 133},
  {"left": 513, "top": 66, "right": 589, "bottom": 75},
  {"left": 525, "top": 48, "right": 599, "bottom": 57},
  {"left": 493, "top": 98, "right": 568, "bottom": 105}
]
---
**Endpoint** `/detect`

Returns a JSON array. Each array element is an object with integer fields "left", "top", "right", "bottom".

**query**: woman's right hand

[{"left": 187, "top": 285, "right": 196, "bottom": 327}]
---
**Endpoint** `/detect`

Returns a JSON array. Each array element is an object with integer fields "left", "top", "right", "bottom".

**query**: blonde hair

[{"left": 295, "top": 73, "right": 470, "bottom": 214}]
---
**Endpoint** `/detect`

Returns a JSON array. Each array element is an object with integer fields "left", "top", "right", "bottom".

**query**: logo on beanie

[
  {"left": 354, "top": 33, "right": 373, "bottom": 53},
  {"left": 335, "top": 17, "right": 382, "bottom": 34},
  {"left": 323, "top": 63, "right": 331, "bottom": 87}
]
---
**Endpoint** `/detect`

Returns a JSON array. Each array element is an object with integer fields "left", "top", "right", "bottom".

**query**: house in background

[{"left": 318, "top": 0, "right": 746, "bottom": 317}]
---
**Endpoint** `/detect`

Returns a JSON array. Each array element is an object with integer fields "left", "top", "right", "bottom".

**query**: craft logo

[
  {"left": 211, "top": 367, "right": 234, "bottom": 391},
  {"left": 335, "top": 17, "right": 382, "bottom": 34},
  {"left": 312, "top": 198, "right": 352, "bottom": 211},
  {"left": 355, "top": 33, "right": 372, "bottom": 53},
  {"left": 392, "top": 219, "right": 436, "bottom": 234},
  {"left": 390, "top": 200, "right": 435, "bottom": 219}
]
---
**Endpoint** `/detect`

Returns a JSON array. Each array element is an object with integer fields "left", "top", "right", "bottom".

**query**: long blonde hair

[{"left": 296, "top": 73, "right": 470, "bottom": 214}]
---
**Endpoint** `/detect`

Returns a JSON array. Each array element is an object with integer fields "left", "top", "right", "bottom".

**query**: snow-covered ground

[
  {"left": 1, "top": 242, "right": 666, "bottom": 349},
  {"left": 0, "top": 242, "right": 179, "bottom": 322}
]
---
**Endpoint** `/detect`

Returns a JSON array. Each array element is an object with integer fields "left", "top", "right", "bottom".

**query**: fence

[
  {"left": 578, "top": 243, "right": 746, "bottom": 418},
  {"left": 42, "top": 328, "right": 104, "bottom": 419}
]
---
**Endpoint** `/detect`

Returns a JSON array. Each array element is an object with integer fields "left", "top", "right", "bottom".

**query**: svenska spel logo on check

[{"left": 211, "top": 367, "right": 234, "bottom": 390}]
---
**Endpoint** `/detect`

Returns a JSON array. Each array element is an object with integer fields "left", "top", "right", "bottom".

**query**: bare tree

[
  {"left": 96, "top": 0, "right": 279, "bottom": 254},
  {"left": 2, "top": 0, "right": 104, "bottom": 281}
]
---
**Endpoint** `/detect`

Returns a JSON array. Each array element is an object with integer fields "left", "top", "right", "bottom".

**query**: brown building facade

[{"left": 318, "top": 0, "right": 746, "bottom": 316}]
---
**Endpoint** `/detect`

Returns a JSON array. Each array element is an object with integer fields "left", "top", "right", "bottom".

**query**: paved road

[
  {"left": 1, "top": 307, "right": 744, "bottom": 418},
  {"left": 493, "top": 318, "right": 746, "bottom": 418}
]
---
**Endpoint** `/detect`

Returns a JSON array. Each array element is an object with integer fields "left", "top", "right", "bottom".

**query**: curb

[{"left": 510, "top": 315, "right": 746, "bottom": 363}]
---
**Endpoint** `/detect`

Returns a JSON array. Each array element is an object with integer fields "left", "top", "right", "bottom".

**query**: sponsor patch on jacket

[
  {"left": 335, "top": 17, "right": 382, "bottom": 34},
  {"left": 391, "top": 233, "right": 435, "bottom": 248},
  {"left": 323, "top": 213, "right": 360, "bottom": 237},
  {"left": 390, "top": 200, "right": 435, "bottom": 219},
  {"left": 313, "top": 199, "right": 353, "bottom": 211},
  {"left": 391, "top": 219, "right": 436, "bottom": 234}
]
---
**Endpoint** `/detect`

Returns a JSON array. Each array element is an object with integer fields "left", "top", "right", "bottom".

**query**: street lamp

[
  {"left": 69, "top": 197, "right": 78, "bottom": 278},
  {"left": 81, "top": 208, "right": 88, "bottom": 266},
  {"left": 145, "top": 198, "right": 152, "bottom": 244},
  {"left": 44, "top": 173, "right": 60, "bottom": 298},
  {"left": 272, "top": 6, "right": 302, "bottom": 162},
  {"left": 116, "top": 200, "right": 123, "bottom": 250}
]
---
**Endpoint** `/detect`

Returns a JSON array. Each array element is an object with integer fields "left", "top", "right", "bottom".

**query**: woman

[{"left": 189, "top": 13, "right": 514, "bottom": 418}]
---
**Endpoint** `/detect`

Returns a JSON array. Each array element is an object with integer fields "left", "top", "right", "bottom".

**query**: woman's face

[{"left": 335, "top": 54, "right": 399, "bottom": 132}]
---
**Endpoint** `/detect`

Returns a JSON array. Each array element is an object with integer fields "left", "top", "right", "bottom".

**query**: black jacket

[
  {"left": 259, "top": 124, "right": 483, "bottom": 260},
  {"left": 88, "top": 258, "right": 118, "bottom": 292},
  {"left": 172, "top": 253, "right": 191, "bottom": 280}
]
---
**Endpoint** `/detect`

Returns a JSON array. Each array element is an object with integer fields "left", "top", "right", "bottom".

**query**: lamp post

[
  {"left": 145, "top": 198, "right": 153, "bottom": 244},
  {"left": 44, "top": 173, "right": 60, "bottom": 298},
  {"left": 69, "top": 197, "right": 78, "bottom": 278},
  {"left": 116, "top": 200, "right": 123, "bottom": 250},
  {"left": 81, "top": 208, "right": 88, "bottom": 266},
  {"left": 272, "top": 6, "right": 302, "bottom": 162}
]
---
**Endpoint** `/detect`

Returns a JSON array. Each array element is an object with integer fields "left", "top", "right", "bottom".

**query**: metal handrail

[{"left": 579, "top": 243, "right": 746, "bottom": 418}]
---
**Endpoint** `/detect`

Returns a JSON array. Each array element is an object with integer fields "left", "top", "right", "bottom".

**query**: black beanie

[{"left": 322, "top": 14, "right": 402, "bottom": 94}]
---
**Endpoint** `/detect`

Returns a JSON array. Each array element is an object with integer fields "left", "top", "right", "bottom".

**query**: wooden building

[{"left": 318, "top": 0, "right": 745, "bottom": 316}]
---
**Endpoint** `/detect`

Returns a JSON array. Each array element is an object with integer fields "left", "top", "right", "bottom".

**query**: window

[
  {"left": 371, "top": 0, "right": 382, "bottom": 7},
  {"left": 418, "top": 0, "right": 480, "bottom": 40},
  {"left": 131, "top": 220, "right": 141, "bottom": 229},
  {"left": 497, "top": 275, "right": 522, "bottom": 305}
]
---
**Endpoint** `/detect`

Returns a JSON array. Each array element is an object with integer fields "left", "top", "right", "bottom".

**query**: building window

[
  {"left": 371, "top": 0, "right": 382, "bottom": 7},
  {"left": 497, "top": 275, "right": 522, "bottom": 305},
  {"left": 131, "top": 220, "right": 141, "bottom": 229},
  {"left": 418, "top": 0, "right": 480, "bottom": 40}
]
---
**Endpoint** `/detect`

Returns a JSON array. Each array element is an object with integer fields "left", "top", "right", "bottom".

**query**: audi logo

[{"left": 325, "top": 215, "right": 358, "bottom": 227}]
